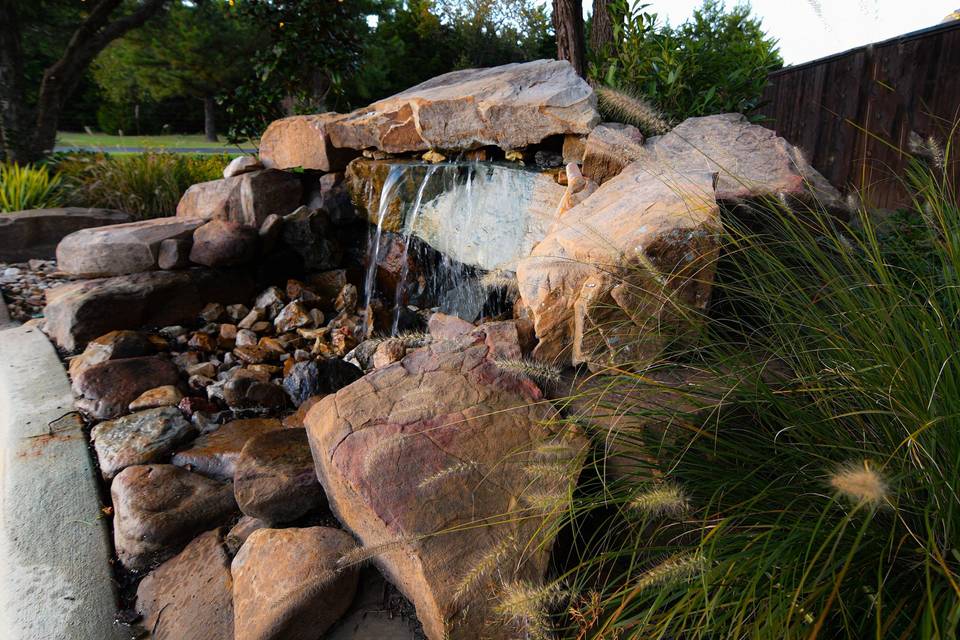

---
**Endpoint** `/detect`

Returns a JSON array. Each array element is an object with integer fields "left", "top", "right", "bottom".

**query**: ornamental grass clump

[
  {"left": 540, "top": 145, "right": 960, "bottom": 638},
  {"left": 0, "top": 162, "right": 63, "bottom": 212}
]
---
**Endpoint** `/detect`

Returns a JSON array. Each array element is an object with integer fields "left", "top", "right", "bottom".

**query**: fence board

[{"left": 757, "top": 20, "right": 960, "bottom": 209}]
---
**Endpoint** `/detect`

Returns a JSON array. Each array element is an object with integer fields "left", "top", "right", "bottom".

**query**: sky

[{"left": 635, "top": 1, "right": 959, "bottom": 65}]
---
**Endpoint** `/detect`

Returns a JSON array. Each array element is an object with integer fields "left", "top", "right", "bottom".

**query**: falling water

[
  {"left": 390, "top": 164, "right": 439, "bottom": 335},
  {"left": 362, "top": 164, "right": 404, "bottom": 336}
]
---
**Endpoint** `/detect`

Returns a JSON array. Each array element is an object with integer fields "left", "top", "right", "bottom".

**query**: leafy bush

[
  {"left": 0, "top": 163, "right": 64, "bottom": 212},
  {"left": 548, "top": 157, "right": 960, "bottom": 638},
  {"left": 591, "top": 0, "right": 783, "bottom": 123},
  {"left": 55, "top": 152, "right": 227, "bottom": 219}
]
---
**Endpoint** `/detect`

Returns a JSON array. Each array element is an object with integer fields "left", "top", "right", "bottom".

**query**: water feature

[{"left": 356, "top": 159, "right": 566, "bottom": 335}]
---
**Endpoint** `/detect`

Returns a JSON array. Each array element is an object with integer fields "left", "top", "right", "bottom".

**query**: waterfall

[
  {"left": 362, "top": 164, "right": 403, "bottom": 336},
  {"left": 390, "top": 164, "right": 439, "bottom": 335}
]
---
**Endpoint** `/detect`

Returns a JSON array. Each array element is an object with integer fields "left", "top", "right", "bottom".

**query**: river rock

[
  {"left": 56, "top": 217, "right": 203, "bottom": 277},
  {"left": 282, "top": 359, "right": 363, "bottom": 407},
  {"left": 129, "top": 384, "right": 183, "bottom": 411},
  {"left": 234, "top": 428, "right": 324, "bottom": 524},
  {"left": 67, "top": 329, "right": 155, "bottom": 379},
  {"left": 136, "top": 528, "right": 234, "bottom": 640},
  {"left": 260, "top": 114, "right": 359, "bottom": 173},
  {"left": 172, "top": 418, "right": 281, "bottom": 481},
  {"left": 112, "top": 464, "right": 238, "bottom": 570},
  {"left": 517, "top": 162, "right": 721, "bottom": 368},
  {"left": 0, "top": 207, "right": 132, "bottom": 261},
  {"left": 43, "top": 269, "right": 258, "bottom": 352},
  {"left": 304, "top": 329, "right": 587, "bottom": 640},
  {"left": 91, "top": 407, "right": 195, "bottom": 479},
  {"left": 225, "top": 515, "right": 269, "bottom": 554},
  {"left": 189, "top": 219, "right": 259, "bottom": 267},
  {"left": 326, "top": 59, "right": 598, "bottom": 153},
  {"left": 581, "top": 122, "right": 644, "bottom": 185},
  {"left": 73, "top": 355, "right": 179, "bottom": 420},
  {"left": 177, "top": 169, "right": 303, "bottom": 227},
  {"left": 231, "top": 527, "right": 359, "bottom": 640}
]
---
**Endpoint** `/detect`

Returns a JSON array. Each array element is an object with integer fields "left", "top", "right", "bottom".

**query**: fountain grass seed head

[
  {"left": 829, "top": 460, "right": 889, "bottom": 507},
  {"left": 594, "top": 85, "right": 671, "bottom": 137}
]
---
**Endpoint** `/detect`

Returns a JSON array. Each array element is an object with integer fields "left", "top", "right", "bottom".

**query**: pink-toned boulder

[
  {"left": 260, "top": 114, "right": 359, "bottom": 173},
  {"left": 176, "top": 169, "right": 302, "bottom": 227},
  {"left": 304, "top": 328, "right": 587, "bottom": 640},
  {"left": 426, "top": 312, "right": 474, "bottom": 341},
  {"left": 56, "top": 217, "right": 203, "bottom": 277}
]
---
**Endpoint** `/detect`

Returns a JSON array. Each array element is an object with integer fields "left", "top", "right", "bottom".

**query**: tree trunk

[
  {"left": 590, "top": 0, "right": 614, "bottom": 54},
  {"left": 1, "top": 0, "right": 169, "bottom": 163},
  {"left": 0, "top": 2, "right": 30, "bottom": 163},
  {"left": 203, "top": 96, "right": 217, "bottom": 142},
  {"left": 553, "top": 0, "right": 586, "bottom": 77}
]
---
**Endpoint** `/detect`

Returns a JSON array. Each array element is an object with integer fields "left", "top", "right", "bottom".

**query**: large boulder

[
  {"left": 516, "top": 164, "right": 721, "bottom": 368},
  {"left": 639, "top": 113, "right": 843, "bottom": 206},
  {"left": 260, "top": 114, "right": 359, "bottom": 173},
  {"left": 0, "top": 207, "right": 131, "bottom": 262},
  {"left": 234, "top": 428, "right": 325, "bottom": 524},
  {"left": 56, "top": 217, "right": 203, "bottom": 277},
  {"left": 304, "top": 328, "right": 587, "bottom": 640},
  {"left": 111, "top": 464, "right": 238, "bottom": 570},
  {"left": 43, "top": 269, "right": 257, "bottom": 352},
  {"left": 90, "top": 407, "right": 195, "bottom": 479},
  {"left": 136, "top": 528, "right": 234, "bottom": 640},
  {"left": 72, "top": 355, "right": 179, "bottom": 420},
  {"left": 327, "top": 59, "right": 598, "bottom": 153},
  {"left": 176, "top": 169, "right": 303, "bottom": 227},
  {"left": 581, "top": 122, "right": 644, "bottom": 185},
  {"left": 279, "top": 206, "right": 342, "bottom": 271},
  {"left": 231, "top": 527, "right": 359, "bottom": 640}
]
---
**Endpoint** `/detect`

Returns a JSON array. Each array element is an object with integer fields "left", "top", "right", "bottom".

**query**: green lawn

[{"left": 56, "top": 131, "right": 256, "bottom": 151}]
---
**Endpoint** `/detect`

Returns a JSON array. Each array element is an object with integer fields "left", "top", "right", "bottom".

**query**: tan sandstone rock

[
  {"left": 176, "top": 169, "right": 302, "bottom": 227},
  {"left": 304, "top": 328, "right": 587, "bottom": 640},
  {"left": 326, "top": 59, "right": 598, "bottom": 153},
  {"left": 231, "top": 527, "right": 359, "bottom": 640},
  {"left": 516, "top": 163, "right": 720, "bottom": 368},
  {"left": 56, "top": 217, "right": 203, "bottom": 277},
  {"left": 260, "top": 114, "right": 359, "bottom": 172},
  {"left": 581, "top": 122, "right": 645, "bottom": 185}
]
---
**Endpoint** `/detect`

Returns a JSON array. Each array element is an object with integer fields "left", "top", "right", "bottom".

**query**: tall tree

[
  {"left": 94, "top": 1, "right": 261, "bottom": 141},
  {"left": 553, "top": 0, "right": 585, "bottom": 76},
  {"left": 0, "top": 0, "right": 169, "bottom": 163},
  {"left": 590, "top": 0, "right": 613, "bottom": 53}
]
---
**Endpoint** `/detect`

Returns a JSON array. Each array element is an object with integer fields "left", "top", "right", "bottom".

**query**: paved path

[
  {"left": 56, "top": 145, "right": 256, "bottom": 154},
  {"left": 0, "top": 325, "right": 124, "bottom": 640}
]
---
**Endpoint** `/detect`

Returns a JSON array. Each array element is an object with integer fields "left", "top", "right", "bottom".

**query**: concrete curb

[
  {"left": 0, "top": 325, "right": 125, "bottom": 639},
  {"left": 0, "top": 295, "right": 11, "bottom": 329}
]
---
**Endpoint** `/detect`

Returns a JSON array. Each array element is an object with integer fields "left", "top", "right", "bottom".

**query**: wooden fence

[{"left": 756, "top": 20, "right": 960, "bottom": 209}]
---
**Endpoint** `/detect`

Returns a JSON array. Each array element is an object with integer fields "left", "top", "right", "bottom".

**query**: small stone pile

[{"left": 0, "top": 260, "right": 70, "bottom": 322}]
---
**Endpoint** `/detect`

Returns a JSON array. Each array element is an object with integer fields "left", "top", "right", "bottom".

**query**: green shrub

[
  {"left": 543, "top": 156, "right": 960, "bottom": 638},
  {"left": 0, "top": 162, "right": 64, "bottom": 212},
  {"left": 55, "top": 152, "right": 227, "bottom": 219},
  {"left": 591, "top": 0, "right": 782, "bottom": 124}
]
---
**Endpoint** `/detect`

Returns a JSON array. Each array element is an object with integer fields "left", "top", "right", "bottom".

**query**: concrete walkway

[{"left": 0, "top": 325, "right": 124, "bottom": 639}]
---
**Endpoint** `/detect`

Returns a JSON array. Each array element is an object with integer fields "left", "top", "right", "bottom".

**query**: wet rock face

[
  {"left": 305, "top": 329, "right": 587, "bottom": 640},
  {"left": 282, "top": 358, "right": 363, "bottom": 407},
  {"left": 232, "top": 527, "right": 359, "bottom": 640},
  {"left": 56, "top": 217, "right": 203, "bottom": 277},
  {"left": 72, "top": 355, "right": 180, "bottom": 420},
  {"left": 91, "top": 407, "right": 195, "bottom": 479},
  {"left": 136, "top": 528, "right": 234, "bottom": 640},
  {"left": 171, "top": 418, "right": 282, "bottom": 481},
  {"left": 234, "top": 428, "right": 325, "bottom": 524},
  {"left": 111, "top": 464, "right": 238, "bottom": 570},
  {"left": 326, "top": 59, "right": 599, "bottom": 153}
]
